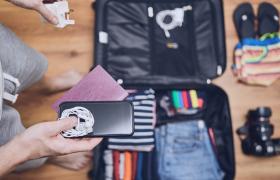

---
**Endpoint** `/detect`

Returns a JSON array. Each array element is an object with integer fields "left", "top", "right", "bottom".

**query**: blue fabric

[
  {"left": 142, "top": 152, "right": 152, "bottom": 180},
  {"left": 155, "top": 120, "right": 224, "bottom": 180},
  {"left": 235, "top": 35, "right": 280, "bottom": 49},
  {"left": 136, "top": 152, "right": 143, "bottom": 180}
]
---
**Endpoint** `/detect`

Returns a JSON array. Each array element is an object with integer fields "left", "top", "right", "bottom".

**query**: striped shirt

[{"left": 108, "top": 89, "right": 155, "bottom": 152}]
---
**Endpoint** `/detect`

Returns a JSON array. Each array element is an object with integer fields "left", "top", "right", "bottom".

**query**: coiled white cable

[
  {"left": 155, "top": 5, "right": 192, "bottom": 38},
  {"left": 59, "top": 106, "right": 95, "bottom": 137}
]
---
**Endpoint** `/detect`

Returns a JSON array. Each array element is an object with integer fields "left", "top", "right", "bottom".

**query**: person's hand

[
  {"left": 7, "top": 0, "right": 58, "bottom": 24},
  {"left": 15, "top": 117, "right": 102, "bottom": 161}
]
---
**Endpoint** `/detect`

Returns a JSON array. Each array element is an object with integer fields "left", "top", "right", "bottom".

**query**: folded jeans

[{"left": 155, "top": 120, "right": 224, "bottom": 180}]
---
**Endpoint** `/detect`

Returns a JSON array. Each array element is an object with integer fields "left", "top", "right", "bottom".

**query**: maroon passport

[{"left": 52, "top": 65, "right": 128, "bottom": 112}]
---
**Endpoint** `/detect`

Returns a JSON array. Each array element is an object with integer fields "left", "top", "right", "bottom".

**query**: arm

[
  {"left": 0, "top": 117, "right": 102, "bottom": 177},
  {"left": 6, "top": 0, "right": 58, "bottom": 24},
  {"left": 0, "top": 136, "right": 30, "bottom": 176}
]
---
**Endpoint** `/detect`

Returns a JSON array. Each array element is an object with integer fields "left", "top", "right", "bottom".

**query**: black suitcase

[{"left": 90, "top": 0, "right": 235, "bottom": 179}]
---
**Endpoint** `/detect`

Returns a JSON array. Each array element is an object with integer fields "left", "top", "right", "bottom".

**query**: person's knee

[
  {"left": 0, "top": 105, "right": 25, "bottom": 146},
  {"left": 0, "top": 23, "right": 49, "bottom": 92},
  {"left": 14, "top": 158, "right": 48, "bottom": 172}
]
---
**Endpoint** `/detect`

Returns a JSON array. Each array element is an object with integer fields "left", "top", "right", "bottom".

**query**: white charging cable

[
  {"left": 156, "top": 5, "right": 192, "bottom": 38},
  {"left": 59, "top": 106, "right": 95, "bottom": 137}
]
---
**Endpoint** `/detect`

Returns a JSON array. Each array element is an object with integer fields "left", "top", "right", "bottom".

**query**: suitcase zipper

[{"left": 207, "top": 0, "right": 225, "bottom": 76}]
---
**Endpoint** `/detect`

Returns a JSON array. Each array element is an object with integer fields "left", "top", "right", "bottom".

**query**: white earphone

[{"left": 59, "top": 106, "right": 95, "bottom": 137}]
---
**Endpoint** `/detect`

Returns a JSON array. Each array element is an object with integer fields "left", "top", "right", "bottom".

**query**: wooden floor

[{"left": 1, "top": 0, "right": 280, "bottom": 179}]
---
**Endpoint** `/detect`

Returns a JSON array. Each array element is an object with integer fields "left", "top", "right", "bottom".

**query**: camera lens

[
  {"left": 256, "top": 107, "right": 272, "bottom": 118},
  {"left": 247, "top": 107, "right": 274, "bottom": 143},
  {"left": 248, "top": 107, "right": 271, "bottom": 123}
]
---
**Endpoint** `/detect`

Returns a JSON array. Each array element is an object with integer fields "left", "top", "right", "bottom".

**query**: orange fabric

[
  {"left": 198, "top": 98, "right": 204, "bottom": 108},
  {"left": 124, "top": 152, "right": 132, "bottom": 180},
  {"left": 233, "top": 35, "right": 280, "bottom": 86}
]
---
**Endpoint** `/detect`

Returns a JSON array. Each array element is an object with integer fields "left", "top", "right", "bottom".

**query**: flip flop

[
  {"left": 257, "top": 2, "right": 279, "bottom": 36},
  {"left": 233, "top": 2, "right": 256, "bottom": 40}
]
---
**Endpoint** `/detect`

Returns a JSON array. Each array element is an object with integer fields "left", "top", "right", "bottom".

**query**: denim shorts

[{"left": 155, "top": 120, "right": 224, "bottom": 180}]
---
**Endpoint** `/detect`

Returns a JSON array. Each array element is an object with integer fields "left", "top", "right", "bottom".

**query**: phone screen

[{"left": 59, "top": 101, "right": 134, "bottom": 137}]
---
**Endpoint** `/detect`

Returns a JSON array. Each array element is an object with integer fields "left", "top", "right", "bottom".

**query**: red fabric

[
  {"left": 198, "top": 98, "right": 204, "bottom": 108},
  {"left": 113, "top": 151, "right": 120, "bottom": 180},
  {"left": 208, "top": 128, "right": 217, "bottom": 153},
  {"left": 182, "top": 91, "right": 189, "bottom": 108},
  {"left": 131, "top": 152, "right": 138, "bottom": 180}
]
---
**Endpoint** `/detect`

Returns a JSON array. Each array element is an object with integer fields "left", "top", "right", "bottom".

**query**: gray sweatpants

[{"left": 0, "top": 24, "right": 48, "bottom": 171}]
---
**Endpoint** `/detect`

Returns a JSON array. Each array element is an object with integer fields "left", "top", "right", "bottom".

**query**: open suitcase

[{"left": 90, "top": 0, "right": 235, "bottom": 179}]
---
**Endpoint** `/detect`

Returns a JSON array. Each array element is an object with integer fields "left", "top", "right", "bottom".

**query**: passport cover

[{"left": 52, "top": 65, "right": 128, "bottom": 112}]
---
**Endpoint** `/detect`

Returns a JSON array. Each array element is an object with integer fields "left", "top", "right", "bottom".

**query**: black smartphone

[{"left": 58, "top": 101, "right": 134, "bottom": 138}]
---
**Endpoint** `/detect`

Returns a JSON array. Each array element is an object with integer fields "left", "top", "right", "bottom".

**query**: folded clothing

[
  {"left": 155, "top": 120, "right": 224, "bottom": 180},
  {"left": 108, "top": 89, "right": 156, "bottom": 152},
  {"left": 232, "top": 32, "right": 280, "bottom": 86},
  {"left": 103, "top": 150, "right": 114, "bottom": 180},
  {"left": 104, "top": 150, "right": 159, "bottom": 180},
  {"left": 156, "top": 90, "right": 206, "bottom": 125}
]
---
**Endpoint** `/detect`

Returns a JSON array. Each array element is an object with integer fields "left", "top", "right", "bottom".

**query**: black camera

[{"left": 237, "top": 107, "right": 280, "bottom": 157}]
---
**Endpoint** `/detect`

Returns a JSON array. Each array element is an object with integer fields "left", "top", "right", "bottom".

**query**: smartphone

[{"left": 58, "top": 101, "right": 134, "bottom": 138}]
